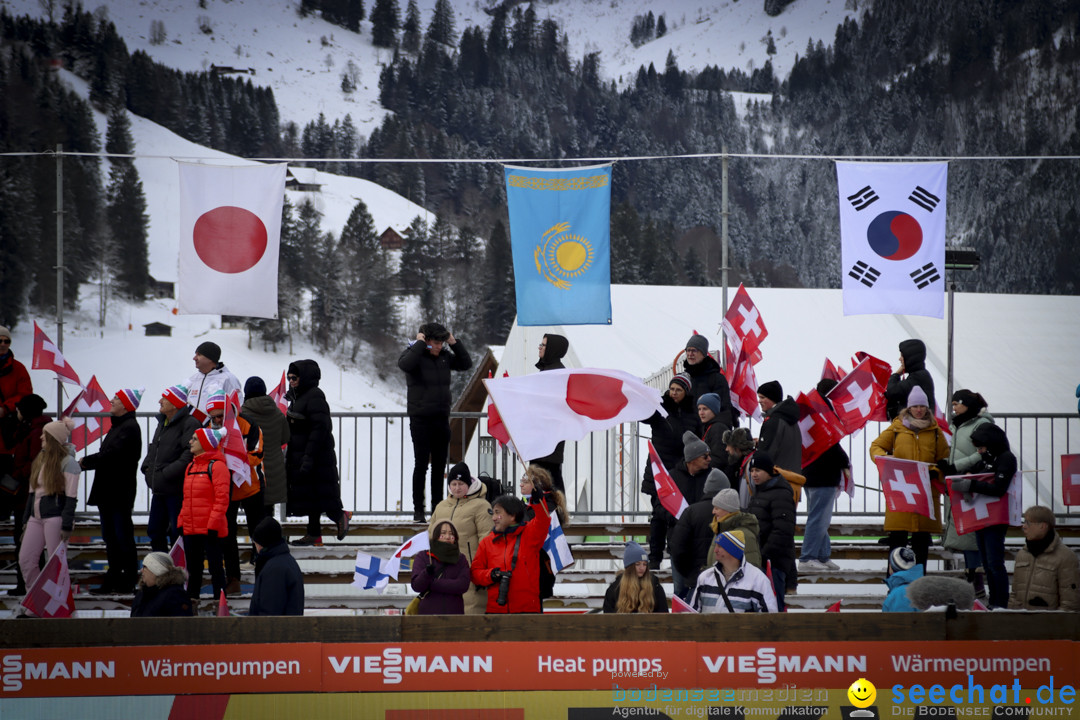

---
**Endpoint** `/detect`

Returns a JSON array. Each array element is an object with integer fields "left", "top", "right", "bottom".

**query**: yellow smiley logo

[{"left": 848, "top": 678, "right": 877, "bottom": 708}]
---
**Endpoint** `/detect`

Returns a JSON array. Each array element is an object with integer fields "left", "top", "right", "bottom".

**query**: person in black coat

[
  {"left": 603, "top": 542, "right": 668, "bottom": 613},
  {"left": 746, "top": 452, "right": 797, "bottom": 611},
  {"left": 950, "top": 424, "right": 1017, "bottom": 609},
  {"left": 681, "top": 333, "right": 737, "bottom": 427},
  {"left": 249, "top": 517, "right": 304, "bottom": 616},
  {"left": 142, "top": 385, "right": 202, "bottom": 552},
  {"left": 81, "top": 388, "right": 144, "bottom": 594},
  {"left": 130, "top": 552, "right": 192, "bottom": 617},
  {"left": 885, "top": 339, "right": 936, "bottom": 420},
  {"left": 799, "top": 378, "right": 851, "bottom": 573},
  {"left": 530, "top": 333, "right": 569, "bottom": 494},
  {"left": 670, "top": 469, "right": 731, "bottom": 588},
  {"left": 398, "top": 323, "right": 472, "bottom": 521},
  {"left": 285, "top": 360, "right": 349, "bottom": 546},
  {"left": 665, "top": 432, "right": 715, "bottom": 598},
  {"left": 642, "top": 374, "right": 701, "bottom": 569}
]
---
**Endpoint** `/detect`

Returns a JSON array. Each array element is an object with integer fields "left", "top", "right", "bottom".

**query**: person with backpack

[{"left": 178, "top": 426, "right": 230, "bottom": 604}]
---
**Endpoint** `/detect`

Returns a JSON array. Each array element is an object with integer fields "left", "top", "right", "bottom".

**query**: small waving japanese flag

[{"left": 178, "top": 162, "right": 287, "bottom": 318}]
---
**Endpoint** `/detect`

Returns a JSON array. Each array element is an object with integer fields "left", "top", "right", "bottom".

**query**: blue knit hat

[
  {"left": 715, "top": 530, "right": 745, "bottom": 562},
  {"left": 697, "top": 393, "right": 724, "bottom": 418},
  {"left": 623, "top": 541, "right": 648, "bottom": 568}
]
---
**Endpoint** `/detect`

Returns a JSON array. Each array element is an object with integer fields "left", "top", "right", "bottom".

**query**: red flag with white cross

[
  {"left": 874, "top": 456, "right": 936, "bottom": 519},
  {"left": 63, "top": 375, "right": 112, "bottom": 451},
  {"left": 1062, "top": 454, "right": 1080, "bottom": 506},
  {"left": 795, "top": 390, "right": 847, "bottom": 467},
  {"left": 19, "top": 543, "right": 75, "bottom": 618},
  {"left": 32, "top": 321, "right": 82, "bottom": 386},
  {"left": 947, "top": 473, "right": 1021, "bottom": 534},
  {"left": 826, "top": 358, "right": 886, "bottom": 434},
  {"left": 722, "top": 284, "right": 767, "bottom": 366}
]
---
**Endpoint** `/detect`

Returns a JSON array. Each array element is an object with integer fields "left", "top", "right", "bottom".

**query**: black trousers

[
  {"left": 183, "top": 532, "right": 225, "bottom": 601},
  {"left": 409, "top": 415, "right": 451, "bottom": 513},
  {"left": 223, "top": 492, "right": 266, "bottom": 580},
  {"left": 99, "top": 504, "right": 138, "bottom": 590},
  {"left": 0, "top": 492, "right": 27, "bottom": 591}
]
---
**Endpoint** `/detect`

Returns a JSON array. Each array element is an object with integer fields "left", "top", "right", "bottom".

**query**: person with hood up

[
  {"left": 248, "top": 517, "right": 304, "bottom": 616},
  {"left": 670, "top": 469, "right": 730, "bottom": 591},
  {"left": 709, "top": 488, "right": 762, "bottom": 570},
  {"left": 411, "top": 520, "right": 472, "bottom": 615},
  {"left": 19, "top": 418, "right": 79, "bottom": 593},
  {"left": 178, "top": 426, "right": 230, "bottom": 603},
  {"left": 882, "top": 547, "right": 923, "bottom": 612},
  {"left": 603, "top": 541, "right": 668, "bottom": 613},
  {"left": 130, "top": 552, "right": 193, "bottom": 617},
  {"left": 885, "top": 339, "right": 936, "bottom": 420},
  {"left": 429, "top": 461, "right": 493, "bottom": 614},
  {"left": 81, "top": 387, "right": 144, "bottom": 594},
  {"left": 949, "top": 423, "right": 1017, "bottom": 608},
  {"left": 642, "top": 373, "right": 701, "bottom": 569},
  {"left": 142, "top": 385, "right": 202, "bottom": 552},
  {"left": 531, "top": 333, "right": 569, "bottom": 494},
  {"left": 241, "top": 376, "right": 290, "bottom": 516},
  {"left": 681, "top": 333, "right": 737, "bottom": 427},
  {"left": 470, "top": 493, "right": 551, "bottom": 614},
  {"left": 398, "top": 323, "right": 472, "bottom": 521},
  {"left": 746, "top": 452, "right": 798, "bottom": 610},
  {"left": 0, "top": 393, "right": 49, "bottom": 596},
  {"left": 1008, "top": 505, "right": 1080, "bottom": 611},
  {"left": 870, "top": 386, "right": 949, "bottom": 572},
  {"left": 285, "top": 360, "right": 350, "bottom": 546},
  {"left": 184, "top": 341, "right": 243, "bottom": 413},
  {"left": 690, "top": 530, "right": 776, "bottom": 613},
  {"left": 755, "top": 381, "right": 802, "bottom": 476}
]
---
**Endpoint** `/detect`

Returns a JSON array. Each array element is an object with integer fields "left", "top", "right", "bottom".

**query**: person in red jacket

[
  {"left": 0, "top": 326, "right": 33, "bottom": 453},
  {"left": 178, "top": 426, "right": 230, "bottom": 604},
  {"left": 470, "top": 493, "right": 551, "bottom": 614}
]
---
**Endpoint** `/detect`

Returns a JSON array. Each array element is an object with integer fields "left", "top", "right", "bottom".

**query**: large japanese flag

[
  {"left": 20, "top": 543, "right": 75, "bottom": 618},
  {"left": 178, "top": 162, "right": 287, "bottom": 318},
  {"left": 483, "top": 368, "right": 664, "bottom": 461},
  {"left": 874, "top": 456, "right": 936, "bottom": 519},
  {"left": 947, "top": 473, "right": 1022, "bottom": 534},
  {"left": 837, "top": 161, "right": 947, "bottom": 318}
]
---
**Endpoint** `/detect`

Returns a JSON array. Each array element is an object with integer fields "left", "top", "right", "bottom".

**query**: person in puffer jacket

[
  {"left": 19, "top": 418, "right": 79, "bottom": 593},
  {"left": 178, "top": 426, "right": 230, "bottom": 603}
]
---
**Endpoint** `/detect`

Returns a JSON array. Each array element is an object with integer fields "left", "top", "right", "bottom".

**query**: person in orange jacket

[
  {"left": 178, "top": 426, "right": 230, "bottom": 604},
  {"left": 470, "top": 493, "right": 551, "bottom": 614}
]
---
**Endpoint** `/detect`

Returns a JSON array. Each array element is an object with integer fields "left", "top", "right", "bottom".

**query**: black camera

[{"left": 493, "top": 570, "right": 512, "bottom": 606}]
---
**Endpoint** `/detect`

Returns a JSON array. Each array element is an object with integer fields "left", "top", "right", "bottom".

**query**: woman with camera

[{"left": 470, "top": 491, "right": 551, "bottom": 614}]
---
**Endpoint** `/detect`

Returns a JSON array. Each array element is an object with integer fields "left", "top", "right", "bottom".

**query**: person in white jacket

[
  {"left": 690, "top": 530, "right": 777, "bottom": 613},
  {"left": 185, "top": 341, "right": 242, "bottom": 413}
]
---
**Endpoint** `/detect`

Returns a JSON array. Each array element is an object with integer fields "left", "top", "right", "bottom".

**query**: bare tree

[{"left": 149, "top": 19, "right": 167, "bottom": 45}]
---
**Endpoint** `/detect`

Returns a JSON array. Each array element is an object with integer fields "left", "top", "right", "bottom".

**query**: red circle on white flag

[
  {"left": 193, "top": 206, "right": 267, "bottom": 273},
  {"left": 566, "top": 374, "right": 628, "bottom": 420}
]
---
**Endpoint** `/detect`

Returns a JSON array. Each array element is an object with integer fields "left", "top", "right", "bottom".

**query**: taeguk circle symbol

[{"left": 866, "top": 210, "right": 923, "bottom": 261}]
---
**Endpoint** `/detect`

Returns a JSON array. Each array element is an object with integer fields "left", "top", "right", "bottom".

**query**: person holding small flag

[
  {"left": 80, "top": 387, "right": 144, "bottom": 594},
  {"left": 142, "top": 385, "right": 202, "bottom": 552},
  {"left": 19, "top": 418, "right": 78, "bottom": 592},
  {"left": 429, "top": 462, "right": 492, "bottom": 615},
  {"left": 131, "top": 552, "right": 192, "bottom": 617},
  {"left": 603, "top": 542, "right": 668, "bottom": 613},
  {"left": 178, "top": 426, "right": 230, "bottom": 604},
  {"left": 799, "top": 379, "right": 851, "bottom": 574},
  {"left": 690, "top": 530, "right": 776, "bottom": 613},
  {"left": 410, "top": 520, "right": 471, "bottom": 615},
  {"left": 519, "top": 464, "right": 568, "bottom": 604},
  {"left": 470, "top": 492, "right": 551, "bottom": 614},
  {"left": 666, "top": 432, "right": 716, "bottom": 598}
]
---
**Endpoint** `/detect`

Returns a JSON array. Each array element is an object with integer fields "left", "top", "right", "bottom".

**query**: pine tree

[
  {"left": 480, "top": 219, "right": 515, "bottom": 343},
  {"left": 339, "top": 199, "right": 396, "bottom": 347},
  {"left": 656, "top": 14, "right": 667, "bottom": 38},
  {"left": 371, "top": 0, "right": 401, "bottom": 48},
  {"left": 398, "top": 215, "right": 429, "bottom": 293},
  {"left": 426, "top": 0, "right": 456, "bottom": 46},
  {"left": 105, "top": 110, "right": 150, "bottom": 303},
  {"left": 401, "top": 0, "right": 421, "bottom": 53}
]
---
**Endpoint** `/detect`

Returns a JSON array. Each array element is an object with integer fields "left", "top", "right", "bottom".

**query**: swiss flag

[
  {"left": 483, "top": 368, "right": 663, "bottom": 461},
  {"left": 178, "top": 162, "right": 286, "bottom": 319},
  {"left": 169, "top": 536, "right": 187, "bottom": 570},
  {"left": 820, "top": 358, "right": 847, "bottom": 383},
  {"left": 825, "top": 599, "right": 842, "bottom": 612},
  {"left": 1061, "top": 454, "right": 1080, "bottom": 506},
  {"left": 947, "top": 473, "right": 1021, "bottom": 535},
  {"left": 852, "top": 352, "right": 892, "bottom": 422},
  {"left": 874, "top": 456, "right": 936, "bottom": 519},
  {"left": 722, "top": 284, "right": 767, "bottom": 366},
  {"left": 20, "top": 543, "right": 76, "bottom": 618},
  {"left": 934, "top": 405, "right": 953, "bottom": 441},
  {"left": 727, "top": 346, "right": 763, "bottom": 423},
  {"left": 63, "top": 376, "right": 112, "bottom": 451},
  {"left": 648, "top": 441, "right": 689, "bottom": 520},
  {"left": 32, "top": 321, "right": 82, "bottom": 386},
  {"left": 222, "top": 390, "right": 252, "bottom": 487},
  {"left": 672, "top": 595, "right": 697, "bottom": 613},
  {"left": 795, "top": 390, "right": 846, "bottom": 467},
  {"left": 486, "top": 370, "right": 511, "bottom": 447},
  {"left": 826, "top": 359, "right": 886, "bottom": 434},
  {"left": 269, "top": 370, "right": 289, "bottom": 416}
]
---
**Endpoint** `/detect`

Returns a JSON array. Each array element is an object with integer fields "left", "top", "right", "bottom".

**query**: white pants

[{"left": 19, "top": 515, "right": 63, "bottom": 588}]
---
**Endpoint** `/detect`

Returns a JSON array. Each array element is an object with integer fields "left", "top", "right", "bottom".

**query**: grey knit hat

[
  {"left": 703, "top": 469, "right": 730, "bottom": 497},
  {"left": 682, "top": 431, "right": 710, "bottom": 463},
  {"left": 685, "top": 334, "right": 709, "bottom": 354},
  {"left": 712, "top": 488, "right": 740, "bottom": 513}
]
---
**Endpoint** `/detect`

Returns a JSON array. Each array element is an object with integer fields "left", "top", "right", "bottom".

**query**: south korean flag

[{"left": 837, "top": 162, "right": 947, "bottom": 318}]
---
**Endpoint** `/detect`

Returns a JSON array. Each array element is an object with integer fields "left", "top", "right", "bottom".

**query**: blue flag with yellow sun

[{"left": 504, "top": 164, "right": 613, "bottom": 326}]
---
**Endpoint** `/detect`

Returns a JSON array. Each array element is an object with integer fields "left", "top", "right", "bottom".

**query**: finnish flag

[{"left": 543, "top": 511, "right": 574, "bottom": 573}]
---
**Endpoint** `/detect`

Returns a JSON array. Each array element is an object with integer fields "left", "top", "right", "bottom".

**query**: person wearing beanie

[
  {"left": 242, "top": 376, "right": 290, "bottom": 514},
  {"left": 939, "top": 389, "right": 993, "bottom": 595},
  {"left": 720, "top": 427, "right": 755, "bottom": 499},
  {"left": 142, "top": 385, "right": 202, "bottom": 552},
  {"left": 430, "top": 460, "right": 493, "bottom": 615},
  {"left": 883, "top": 547, "right": 923, "bottom": 612},
  {"left": 690, "top": 529, "right": 777, "bottom": 613},
  {"left": 17, "top": 417, "right": 79, "bottom": 605},
  {"left": 870, "top": 385, "right": 949, "bottom": 574},
  {"left": 885, "top": 338, "right": 936, "bottom": 421},
  {"left": 532, "top": 333, "right": 571, "bottom": 494},
  {"left": 710, "top": 488, "right": 763, "bottom": 570},
  {"left": 642, "top": 373, "right": 702, "bottom": 569},
  {"left": 746, "top": 450, "right": 797, "bottom": 610},
  {"left": 662, "top": 432, "right": 716, "bottom": 598},
  {"left": 680, "top": 332, "right": 737, "bottom": 427},
  {"left": 177, "top": 426, "right": 231, "bottom": 604},
  {"left": 696, "top": 393, "right": 732, "bottom": 473},
  {"left": 603, "top": 541, "right": 669, "bottom": 613},
  {"left": 755, "top": 380, "right": 802, "bottom": 478},
  {"left": 800, "top": 380, "right": 851, "bottom": 574},
  {"left": 284, "top": 359, "right": 350, "bottom": 547},
  {"left": 670, "top": 469, "right": 731, "bottom": 595},
  {"left": 0, "top": 325, "right": 32, "bottom": 440},
  {"left": 411, "top": 521, "right": 472, "bottom": 615},
  {"left": 185, "top": 340, "right": 243, "bottom": 414},
  {"left": 1, "top": 393, "right": 50, "bottom": 595},
  {"left": 399, "top": 323, "right": 473, "bottom": 522},
  {"left": 248, "top": 517, "right": 304, "bottom": 616},
  {"left": 1008, "top": 505, "right": 1080, "bottom": 611},
  {"left": 131, "top": 552, "right": 192, "bottom": 617},
  {"left": 80, "top": 389, "right": 144, "bottom": 594}
]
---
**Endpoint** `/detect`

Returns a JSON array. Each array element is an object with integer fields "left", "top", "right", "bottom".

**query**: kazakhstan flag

[{"left": 504, "top": 164, "right": 613, "bottom": 326}]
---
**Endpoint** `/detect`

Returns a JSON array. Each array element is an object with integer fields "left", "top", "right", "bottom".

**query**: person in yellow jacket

[
  {"left": 870, "top": 386, "right": 949, "bottom": 572},
  {"left": 429, "top": 462, "right": 492, "bottom": 614}
]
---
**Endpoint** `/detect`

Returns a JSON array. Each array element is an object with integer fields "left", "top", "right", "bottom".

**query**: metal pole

[
  {"left": 946, "top": 278, "right": 955, "bottom": 418},
  {"left": 720, "top": 144, "right": 729, "bottom": 370},
  {"left": 55, "top": 144, "right": 64, "bottom": 416}
]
